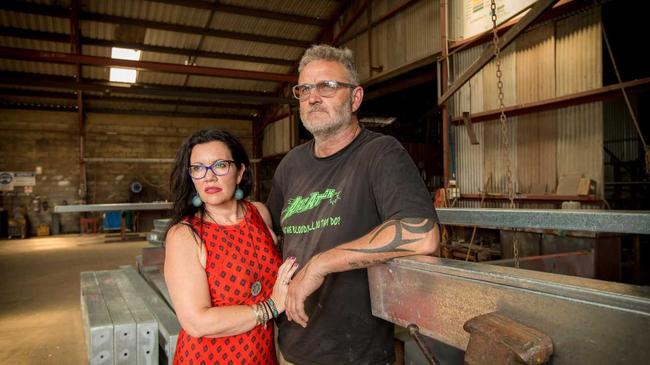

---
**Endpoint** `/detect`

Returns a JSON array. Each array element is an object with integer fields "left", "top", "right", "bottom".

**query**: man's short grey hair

[{"left": 298, "top": 44, "right": 360, "bottom": 85}]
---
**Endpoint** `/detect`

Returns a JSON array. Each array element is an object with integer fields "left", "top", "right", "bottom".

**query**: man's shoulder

[
  {"left": 274, "top": 139, "right": 312, "bottom": 173},
  {"left": 359, "top": 129, "right": 403, "bottom": 153}
]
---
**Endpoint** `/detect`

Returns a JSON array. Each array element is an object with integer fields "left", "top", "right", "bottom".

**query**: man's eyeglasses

[
  {"left": 292, "top": 80, "right": 357, "bottom": 101},
  {"left": 188, "top": 160, "right": 235, "bottom": 179}
]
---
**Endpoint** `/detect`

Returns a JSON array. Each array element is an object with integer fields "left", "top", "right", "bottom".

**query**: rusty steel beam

[
  {"left": 0, "top": 100, "right": 252, "bottom": 120},
  {"left": 0, "top": 71, "right": 294, "bottom": 104},
  {"left": 0, "top": 2, "right": 310, "bottom": 48},
  {"left": 147, "top": 0, "right": 328, "bottom": 26},
  {"left": 449, "top": 77, "right": 650, "bottom": 124},
  {"left": 369, "top": 255, "right": 650, "bottom": 364},
  {"left": 0, "top": 27, "right": 295, "bottom": 67},
  {"left": 0, "top": 87, "right": 260, "bottom": 111},
  {"left": 439, "top": 0, "right": 560, "bottom": 105},
  {"left": 0, "top": 46, "right": 297, "bottom": 83}
]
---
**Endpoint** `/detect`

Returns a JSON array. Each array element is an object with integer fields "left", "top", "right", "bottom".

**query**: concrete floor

[{"left": 0, "top": 234, "right": 149, "bottom": 364}]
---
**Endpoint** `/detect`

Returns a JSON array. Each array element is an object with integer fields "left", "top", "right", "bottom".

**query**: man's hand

[{"left": 285, "top": 255, "right": 326, "bottom": 327}]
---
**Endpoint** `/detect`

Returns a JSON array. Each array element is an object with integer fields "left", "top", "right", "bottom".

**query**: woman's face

[{"left": 189, "top": 141, "right": 244, "bottom": 207}]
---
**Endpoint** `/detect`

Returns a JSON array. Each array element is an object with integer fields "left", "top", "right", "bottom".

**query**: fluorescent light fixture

[
  {"left": 359, "top": 117, "right": 397, "bottom": 127},
  {"left": 109, "top": 47, "right": 141, "bottom": 83}
]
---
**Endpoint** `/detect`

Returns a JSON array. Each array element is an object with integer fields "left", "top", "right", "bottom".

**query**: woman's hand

[{"left": 270, "top": 257, "right": 299, "bottom": 314}]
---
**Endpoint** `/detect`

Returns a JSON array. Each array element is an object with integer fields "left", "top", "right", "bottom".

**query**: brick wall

[{"left": 1, "top": 109, "right": 252, "bottom": 235}]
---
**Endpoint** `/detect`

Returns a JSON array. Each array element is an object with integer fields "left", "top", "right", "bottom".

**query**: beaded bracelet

[
  {"left": 251, "top": 303, "right": 263, "bottom": 325},
  {"left": 266, "top": 298, "right": 279, "bottom": 319},
  {"left": 261, "top": 301, "right": 271, "bottom": 328},
  {"left": 252, "top": 298, "right": 280, "bottom": 329}
]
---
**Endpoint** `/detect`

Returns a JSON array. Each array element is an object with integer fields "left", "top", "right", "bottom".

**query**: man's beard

[{"left": 300, "top": 97, "right": 353, "bottom": 138}]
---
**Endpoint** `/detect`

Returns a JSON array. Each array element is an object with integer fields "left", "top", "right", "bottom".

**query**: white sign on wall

[
  {"left": 463, "top": 0, "right": 537, "bottom": 39},
  {"left": 0, "top": 172, "right": 14, "bottom": 192},
  {"left": 13, "top": 172, "right": 36, "bottom": 186},
  {"left": 0, "top": 172, "right": 37, "bottom": 191}
]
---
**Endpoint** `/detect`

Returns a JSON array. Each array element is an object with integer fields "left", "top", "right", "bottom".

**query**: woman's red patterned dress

[{"left": 173, "top": 201, "right": 281, "bottom": 365}]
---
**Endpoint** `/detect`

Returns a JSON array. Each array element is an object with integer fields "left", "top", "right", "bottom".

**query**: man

[{"left": 267, "top": 44, "right": 440, "bottom": 365}]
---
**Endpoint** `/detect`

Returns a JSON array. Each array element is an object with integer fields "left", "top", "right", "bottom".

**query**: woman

[{"left": 164, "top": 128, "right": 298, "bottom": 365}]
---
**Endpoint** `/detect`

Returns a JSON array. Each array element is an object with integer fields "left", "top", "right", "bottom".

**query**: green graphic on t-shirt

[
  {"left": 282, "top": 216, "right": 341, "bottom": 235},
  {"left": 281, "top": 188, "right": 341, "bottom": 222}
]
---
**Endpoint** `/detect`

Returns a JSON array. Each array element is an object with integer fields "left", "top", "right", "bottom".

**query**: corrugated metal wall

[
  {"left": 603, "top": 98, "right": 640, "bottom": 182},
  {"left": 262, "top": 115, "right": 293, "bottom": 157},
  {"left": 264, "top": 0, "right": 442, "bottom": 156},
  {"left": 343, "top": 0, "right": 441, "bottom": 83},
  {"left": 450, "top": 5, "right": 604, "bottom": 207}
]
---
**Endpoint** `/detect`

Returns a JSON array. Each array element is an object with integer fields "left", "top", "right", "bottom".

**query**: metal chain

[{"left": 490, "top": 0, "right": 519, "bottom": 268}]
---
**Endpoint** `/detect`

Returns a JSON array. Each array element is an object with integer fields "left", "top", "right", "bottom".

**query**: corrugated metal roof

[
  {"left": 88, "top": 0, "right": 211, "bottom": 27},
  {"left": 144, "top": 28, "right": 203, "bottom": 49},
  {"left": 0, "top": 59, "right": 76, "bottom": 76},
  {"left": 139, "top": 51, "right": 188, "bottom": 65},
  {"left": 0, "top": 96, "right": 77, "bottom": 108},
  {"left": 210, "top": 13, "right": 319, "bottom": 41},
  {"left": 23, "top": 0, "right": 71, "bottom": 6},
  {"left": 186, "top": 74, "right": 277, "bottom": 92},
  {"left": 222, "top": 0, "right": 338, "bottom": 19},
  {"left": 81, "top": 65, "right": 108, "bottom": 80},
  {"left": 0, "top": 10, "right": 69, "bottom": 33},
  {"left": 0, "top": 36, "right": 70, "bottom": 52},
  {"left": 200, "top": 37, "right": 303, "bottom": 60},
  {"left": 196, "top": 57, "right": 291, "bottom": 74},
  {"left": 82, "top": 21, "right": 118, "bottom": 41},
  {"left": 85, "top": 98, "right": 176, "bottom": 112},
  {"left": 83, "top": 44, "right": 111, "bottom": 58},
  {"left": 137, "top": 70, "right": 188, "bottom": 86}
]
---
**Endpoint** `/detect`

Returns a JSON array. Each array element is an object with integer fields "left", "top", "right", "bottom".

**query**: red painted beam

[
  {"left": 450, "top": 77, "right": 650, "bottom": 125},
  {"left": 0, "top": 46, "right": 298, "bottom": 83}
]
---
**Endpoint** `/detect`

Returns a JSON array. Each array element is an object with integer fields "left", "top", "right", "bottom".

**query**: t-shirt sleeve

[{"left": 368, "top": 137, "right": 438, "bottom": 223}]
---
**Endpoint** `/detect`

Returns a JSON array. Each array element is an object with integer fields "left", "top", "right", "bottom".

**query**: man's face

[{"left": 298, "top": 60, "right": 359, "bottom": 137}]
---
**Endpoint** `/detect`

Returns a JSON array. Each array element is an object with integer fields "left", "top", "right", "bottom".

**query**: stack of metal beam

[
  {"left": 146, "top": 219, "right": 170, "bottom": 246},
  {"left": 81, "top": 266, "right": 180, "bottom": 364}
]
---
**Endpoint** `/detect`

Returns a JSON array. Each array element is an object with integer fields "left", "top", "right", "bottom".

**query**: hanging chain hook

[{"left": 490, "top": 0, "right": 519, "bottom": 268}]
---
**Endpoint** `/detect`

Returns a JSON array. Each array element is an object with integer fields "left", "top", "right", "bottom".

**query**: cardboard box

[
  {"left": 577, "top": 178, "right": 596, "bottom": 196},
  {"left": 37, "top": 223, "right": 50, "bottom": 236}
]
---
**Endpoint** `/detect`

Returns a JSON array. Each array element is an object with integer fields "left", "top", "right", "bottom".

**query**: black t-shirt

[{"left": 267, "top": 128, "right": 438, "bottom": 365}]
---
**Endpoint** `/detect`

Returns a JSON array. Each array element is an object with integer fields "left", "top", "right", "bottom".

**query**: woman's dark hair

[{"left": 165, "top": 128, "right": 252, "bottom": 240}]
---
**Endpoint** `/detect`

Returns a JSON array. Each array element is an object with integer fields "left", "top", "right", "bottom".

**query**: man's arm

[{"left": 285, "top": 217, "right": 439, "bottom": 327}]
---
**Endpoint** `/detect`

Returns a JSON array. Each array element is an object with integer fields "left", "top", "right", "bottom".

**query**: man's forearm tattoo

[
  {"left": 348, "top": 259, "right": 385, "bottom": 269},
  {"left": 344, "top": 218, "right": 434, "bottom": 254}
]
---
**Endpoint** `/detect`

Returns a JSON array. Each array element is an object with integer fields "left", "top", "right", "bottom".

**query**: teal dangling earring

[
  {"left": 234, "top": 185, "right": 244, "bottom": 200},
  {"left": 191, "top": 193, "right": 203, "bottom": 207}
]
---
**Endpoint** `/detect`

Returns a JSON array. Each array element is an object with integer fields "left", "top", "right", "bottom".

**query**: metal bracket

[
  {"left": 464, "top": 312, "right": 553, "bottom": 365},
  {"left": 463, "top": 111, "right": 480, "bottom": 144}
]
